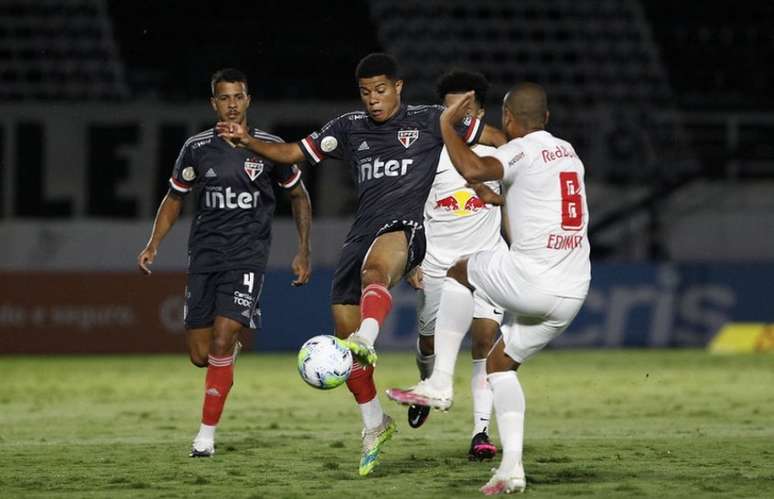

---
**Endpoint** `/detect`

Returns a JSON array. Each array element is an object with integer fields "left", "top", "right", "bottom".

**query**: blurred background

[{"left": 1, "top": 0, "right": 772, "bottom": 353}]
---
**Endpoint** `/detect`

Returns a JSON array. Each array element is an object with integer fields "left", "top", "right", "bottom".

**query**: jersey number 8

[{"left": 559, "top": 172, "right": 584, "bottom": 230}]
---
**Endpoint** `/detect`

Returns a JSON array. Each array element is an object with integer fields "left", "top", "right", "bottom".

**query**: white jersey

[
  {"left": 422, "top": 144, "right": 507, "bottom": 276},
  {"left": 491, "top": 130, "right": 591, "bottom": 298}
]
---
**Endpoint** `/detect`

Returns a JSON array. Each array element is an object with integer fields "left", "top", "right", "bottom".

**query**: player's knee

[
  {"left": 360, "top": 267, "right": 388, "bottom": 288},
  {"left": 210, "top": 333, "right": 237, "bottom": 357},
  {"left": 418, "top": 334, "right": 434, "bottom": 355},
  {"left": 471, "top": 337, "right": 493, "bottom": 359},
  {"left": 189, "top": 353, "right": 208, "bottom": 368}
]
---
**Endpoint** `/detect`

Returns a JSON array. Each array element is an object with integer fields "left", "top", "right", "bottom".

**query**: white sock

[
  {"left": 488, "top": 371, "right": 525, "bottom": 477},
  {"left": 359, "top": 396, "right": 385, "bottom": 430},
  {"left": 471, "top": 359, "right": 493, "bottom": 435},
  {"left": 358, "top": 317, "right": 379, "bottom": 346},
  {"left": 427, "top": 278, "right": 473, "bottom": 392},
  {"left": 416, "top": 337, "right": 435, "bottom": 380},
  {"left": 196, "top": 423, "right": 216, "bottom": 442}
]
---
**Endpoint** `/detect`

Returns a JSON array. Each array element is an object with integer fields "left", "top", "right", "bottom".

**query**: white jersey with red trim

[
  {"left": 422, "top": 144, "right": 507, "bottom": 276},
  {"left": 490, "top": 130, "right": 590, "bottom": 298}
]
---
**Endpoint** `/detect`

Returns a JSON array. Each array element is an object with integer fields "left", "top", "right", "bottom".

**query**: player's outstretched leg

[
  {"left": 343, "top": 283, "right": 391, "bottom": 366},
  {"left": 335, "top": 304, "right": 395, "bottom": 476},
  {"left": 387, "top": 267, "right": 475, "bottom": 410}
]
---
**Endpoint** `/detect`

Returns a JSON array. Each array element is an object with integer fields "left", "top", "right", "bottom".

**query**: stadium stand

[{"left": 0, "top": 0, "right": 128, "bottom": 100}]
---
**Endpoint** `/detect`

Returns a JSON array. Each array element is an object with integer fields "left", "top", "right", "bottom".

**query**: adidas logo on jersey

[
  {"left": 358, "top": 140, "right": 370, "bottom": 151},
  {"left": 205, "top": 168, "right": 217, "bottom": 178}
]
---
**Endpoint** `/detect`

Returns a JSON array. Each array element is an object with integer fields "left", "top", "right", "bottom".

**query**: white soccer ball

[{"left": 297, "top": 335, "right": 353, "bottom": 390}]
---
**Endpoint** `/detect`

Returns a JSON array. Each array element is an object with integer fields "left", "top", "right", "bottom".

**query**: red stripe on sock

[
  {"left": 346, "top": 362, "right": 376, "bottom": 403},
  {"left": 360, "top": 283, "right": 392, "bottom": 326},
  {"left": 201, "top": 362, "right": 234, "bottom": 425}
]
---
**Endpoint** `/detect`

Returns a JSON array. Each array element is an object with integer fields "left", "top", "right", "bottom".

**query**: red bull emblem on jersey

[
  {"left": 244, "top": 158, "right": 264, "bottom": 181},
  {"left": 435, "top": 190, "right": 486, "bottom": 217},
  {"left": 398, "top": 129, "right": 419, "bottom": 149}
]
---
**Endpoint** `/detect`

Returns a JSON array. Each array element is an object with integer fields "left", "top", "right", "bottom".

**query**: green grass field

[{"left": 1, "top": 350, "right": 773, "bottom": 498}]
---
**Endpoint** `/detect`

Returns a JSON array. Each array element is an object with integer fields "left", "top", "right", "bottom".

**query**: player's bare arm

[
  {"left": 479, "top": 124, "right": 507, "bottom": 147},
  {"left": 469, "top": 182, "right": 504, "bottom": 206},
  {"left": 500, "top": 203, "right": 512, "bottom": 246},
  {"left": 287, "top": 180, "right": 312, "bottom": 287},
  {"left": 216, "top": 121, "right": 306, "bottom": 165},
  {"left": 440, "top": 91, "right": 504, "bottom": 184},
  {"left": 137, "top": 192, "right": 183, "bottom": 275}
]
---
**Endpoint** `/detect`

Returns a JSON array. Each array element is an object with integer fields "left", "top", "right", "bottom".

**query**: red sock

[
  {"left": 201, "top": 354, "right": 234, "bottom": 426},
  {"left": 346, "top": 361, "right": 376, "bottom": 403},
  {"left": 360, "top": 283, "right": 392, "bottom": 325}
]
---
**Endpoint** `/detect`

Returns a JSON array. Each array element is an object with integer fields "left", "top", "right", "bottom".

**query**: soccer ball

[{"left": 297, "top": 335, "right": 353, "bottom": 390}]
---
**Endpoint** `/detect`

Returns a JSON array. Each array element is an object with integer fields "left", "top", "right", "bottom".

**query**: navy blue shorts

[
  {"left": 184, "top": 269, "right": 264, "bottom": 331},
  {"left": 331, "top": 219, "right": 426, "bottom": 305}
]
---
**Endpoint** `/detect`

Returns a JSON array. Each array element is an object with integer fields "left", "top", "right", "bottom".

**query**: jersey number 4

[{"left": 559, "top": 172, "right": 584, "bottom": 230}]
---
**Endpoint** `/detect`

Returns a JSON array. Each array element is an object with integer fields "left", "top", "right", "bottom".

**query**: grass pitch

[{"left": 1, "top": 350, "right": 773, "bottom": 498}]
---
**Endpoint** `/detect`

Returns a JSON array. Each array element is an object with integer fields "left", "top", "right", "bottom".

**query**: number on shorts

[
  {"left": 243, "top": 272, "right": 254, "bottom": 293},
  {"left": 559, "top": 171, "right": 583, "bottom": 230}
]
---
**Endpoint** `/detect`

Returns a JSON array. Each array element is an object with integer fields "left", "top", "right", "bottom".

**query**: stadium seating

[{"left": 0, "top": 0, "right": 128, "bottom": 100}]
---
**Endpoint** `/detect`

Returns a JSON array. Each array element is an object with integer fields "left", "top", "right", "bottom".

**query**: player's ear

[
  {"left": 210, "top": 97, "right": 218, "bottom": 113},
  {"left": 394, "top": 79, "right": 403, "bottom": 96},
  {"left": 544, "top": 110, "right": 550, "bottom": 126},
  {"left": 245, "top": 94, "right": 251, "bottom": 109}
]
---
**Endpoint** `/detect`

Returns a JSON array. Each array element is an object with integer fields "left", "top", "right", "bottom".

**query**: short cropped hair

[
  {"left": 210, "top": 68, "right": 249, "bottom": 96},
  {"left": 355, "top": 53, "right": 399, "bottom": 81},
  {"left": 435, "top": 69, "right": 489, "bottom": 107}
]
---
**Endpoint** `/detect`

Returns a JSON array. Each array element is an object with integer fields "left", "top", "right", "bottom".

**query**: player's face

[
  {"left": 501, "top": 105, "right": 518, "bottom": 140},
  {"left": 210, "top": 81, "right": 251, "bottom": 125},
  {"left": 358, "top": 75, "right": 403, "bottom": 123},
  {"left": 443, "top": 93, "right": 484, "bottom": 119}
]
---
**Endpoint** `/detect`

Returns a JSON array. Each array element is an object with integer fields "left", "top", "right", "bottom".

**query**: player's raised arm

[
  {"left": 287, "top": 180, "right": 312, "bottom": 286},
  {"left": 138, "top": 191, "right": 183, "bottom": 274},
  {"left": 216, "top": 121, "right": 306, "bottom": 165},
  {"left": 479, "top": 124, "right": 507, "bottom": 147},
  {"left": 440, "top": 91, "right": 504, "bottom": 184}
]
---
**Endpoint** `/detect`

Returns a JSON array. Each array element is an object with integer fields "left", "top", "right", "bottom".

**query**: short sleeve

[
  {"left": 298, "top": 114, "right": 353, "bottom": 164},
  {"left": 272, "top": 163, "right": 302, "bottom": 189},
  {"left": 491, "top": 142, "right": 526, "bottom": 185},
  {"left": 169, "top": 142, "right": 197, "bottom": 196},
  {"left": 456, "top": 114, "right": 484, "bottom": 145}
]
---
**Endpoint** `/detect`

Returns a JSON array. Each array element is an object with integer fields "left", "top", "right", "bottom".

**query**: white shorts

[
  {"left": 467, "top": 247, "right": 585, "bottom": 363},
  {"left": 416, "top": 264, "right": 504, "bottom": 337}
]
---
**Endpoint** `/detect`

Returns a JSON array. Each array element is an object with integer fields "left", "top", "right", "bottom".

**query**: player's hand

[
  {"left": 406, "top": 266, "right": 423, "bottom": 290},
  {"left": 291, "top": 252, "right": 311, "bottom": 287},
  {"left": 137, "top": 245, "right": 157, "bottom": 275},
  {"left": 441, "top": 90, "right": 475, "bottom": 126},
  {"left": 468, "top": 182, "right": 504, "bottom": 206},
  {"left": 216, "top": 121, "right": 250, "bottom": 146}
]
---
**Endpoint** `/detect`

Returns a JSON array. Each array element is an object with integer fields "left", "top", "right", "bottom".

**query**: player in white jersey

[
  {"left": 405, "top": 70, "right": 508, "bottom": 462},
  {"left": 387, "top": 83, "right": 590, "bottom": 495}
]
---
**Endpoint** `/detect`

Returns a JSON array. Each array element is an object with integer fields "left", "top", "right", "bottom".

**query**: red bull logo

[{"left": 435, "top": 190, "right": 485, "bottom": 217}]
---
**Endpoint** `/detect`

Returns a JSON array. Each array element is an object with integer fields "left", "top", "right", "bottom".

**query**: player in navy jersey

[
  {"left": 137, "top": 68, "right": 312, "bottom": 458},
  {"left": 217, "top": 53, "right": 504, "bottom": 475}
]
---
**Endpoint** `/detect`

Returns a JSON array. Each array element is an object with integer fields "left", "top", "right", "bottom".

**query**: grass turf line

[{"left": 0, "top": 350, "right": 773, "bottom": 498}]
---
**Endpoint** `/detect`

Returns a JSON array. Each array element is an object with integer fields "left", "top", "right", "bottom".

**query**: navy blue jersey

[
  {"left": 169, "top": 127, "right": 301, "bottom": 273},
  {"left": 299, "top": 104, "right": 482, "bottom": 240}
]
